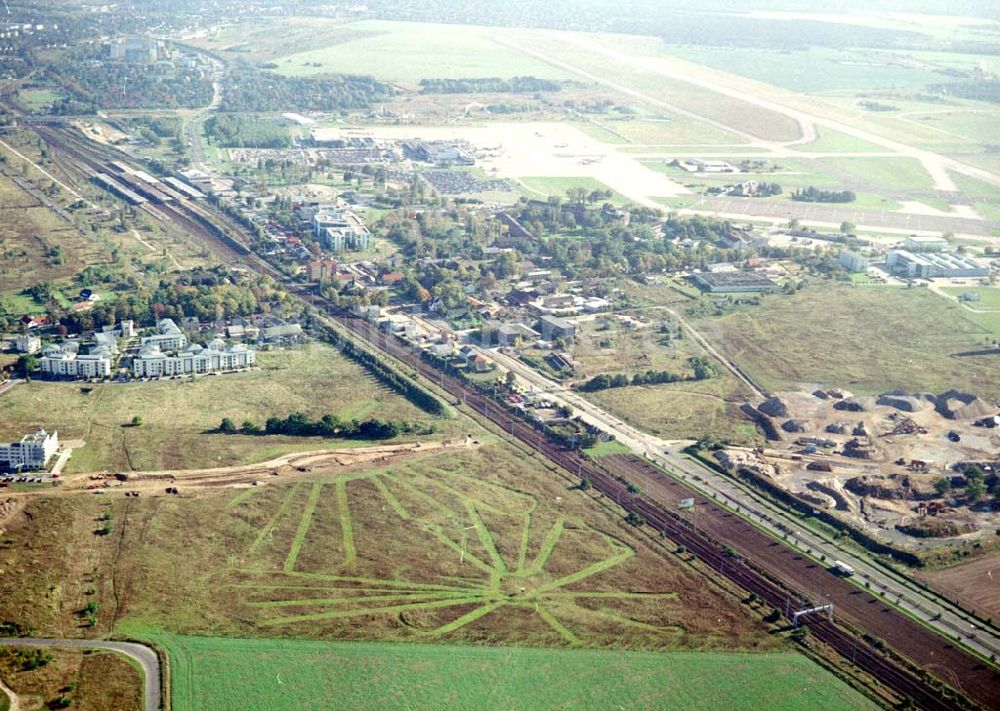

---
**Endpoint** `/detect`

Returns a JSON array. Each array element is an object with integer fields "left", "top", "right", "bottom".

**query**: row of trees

[
  {"left": 419, "top": 76, "right": 561, "bottom": 94},
  {"left": 576, "top": 358, "right": 715, "bottom": 392},
  {"left": 790, "top": 186, "right": 856, "bottom": 203},
  {"left": 219, "top": 413, "right": 420, "bottom": 440},
  {"left": 577, "top": 369, "right": 690, "bottom": 392},
  {"left": 325, "top": 330, "right": 446, "bottom": 416}
]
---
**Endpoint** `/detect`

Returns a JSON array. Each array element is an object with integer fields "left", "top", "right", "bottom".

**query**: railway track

[{"left": 30, "top": 122, "right": 989, "bottom": 710}]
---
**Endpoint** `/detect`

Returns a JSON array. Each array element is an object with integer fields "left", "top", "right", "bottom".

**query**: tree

[
  {"left": 840, "top": 221, "right": 855, "bottom": 235},
  {"left": 934, "top": 478, "right": 951, "bottom": 496},
  {"left": 219, "top": 417, "right": 237, "bottom": 434},
  {"left": 130, "top": 415, "right": 143, "bottom": 427},
  {"left": 966, "top": 476, "right": 986, "bottom": 503},
  {"left": 505, "top": 370, "right": 517, "bottom": 390},
  {"left": 15, "top": 354, "right": 38, "bottom": 378}
]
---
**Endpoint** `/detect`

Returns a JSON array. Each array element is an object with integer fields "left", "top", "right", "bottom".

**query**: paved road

[
  {"left": 478, "top": 345, "right": 1000, "bottom": 662},
  {"left": 0, "top": 638, "right": 161, "bottom": 711}
]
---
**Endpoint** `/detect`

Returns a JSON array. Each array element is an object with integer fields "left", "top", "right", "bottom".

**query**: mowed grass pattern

[{"left": 150, "top": 635, "right": 878, "bottom": 711}]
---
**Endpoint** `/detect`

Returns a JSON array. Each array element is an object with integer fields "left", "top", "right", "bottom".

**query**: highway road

[
  {"left": 475, "top": 343, "right": 1000, "bottom": 662},
  {"left": 0, "top": 638, "right": 161, "bottom": 711}
]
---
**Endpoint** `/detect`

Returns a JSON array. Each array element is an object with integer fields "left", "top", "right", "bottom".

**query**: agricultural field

[
  {"left": 146, "top": 635, "right": 878, "bottom": 711},
  {"left": 0, "top": 342, "right": 448, "bottom": 473},
  {"left": 2, "top": 445, "right": 778, "bottom": 656},
  {"left": 916, "top": 553, "right": 1000, "bottom": 622},
  {"left": 0, "top": 647, "right": 142, "bottom": 711},
  {"left": 269, "top": 21, "right": 573, "bottom": 85},
  {"left": 691, "top": 285, "right": 1000, "bottom": 399}
]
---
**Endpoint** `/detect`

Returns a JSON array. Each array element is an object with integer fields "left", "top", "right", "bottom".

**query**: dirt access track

[
  {"left": 600, "top": 454, "right": 1000, "bottom": 708},
  {"left": 10, "top": 439, "right": 478, "bottom": 502}
]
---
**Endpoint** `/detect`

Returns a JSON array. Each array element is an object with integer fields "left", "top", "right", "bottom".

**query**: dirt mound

[
  {"left": 845, "top": 476, "right": 935, "bottom": 501},
  {"left": 934, "top": 390, "right": 993, "bottom": 420},
  {"left": 877, "top": 393, "right": 929, "bottom": 413},
  {"left": 758, "top": 396, "right": 789, "bottom": 418},
  {"left": 896, "top": 518, "right": 975, "bottom": 539},
  {"left": 781, "top": 419, "right": 813, "bottom": 433},
  {"left": 834, "top": 396, "right": 875, "bottom": 412}
]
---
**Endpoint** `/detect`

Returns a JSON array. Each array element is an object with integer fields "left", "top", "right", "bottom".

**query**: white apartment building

[
  {"left": 133, "top": 338, "right": 256, "bottom": 378},
  {"left": 140, "top": 318, "right": 188, "bottom": 351},
  {"left": 15, "top": 335, "right": 41, "bottom": 354},
  {"left": 0, "top": 429, "right": 59, "bottom": 470},
  {"left": 102, "top": 320, "right": 135, "bottom": 338},
  {"left": 40, "top": 344, "right": 112, "bottom": 379},
  {"left": 313, "top": 208, "right": 371, "bottom": 252}
]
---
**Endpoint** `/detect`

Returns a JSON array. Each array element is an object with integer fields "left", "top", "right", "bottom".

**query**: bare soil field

[{"left": 917, "top": 554, "right": 1000, "bottom": 622}]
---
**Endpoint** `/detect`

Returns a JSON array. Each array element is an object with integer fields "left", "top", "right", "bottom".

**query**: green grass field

[
  {"left": 16, "top": 89, "right": 66, "bottom": 111},
  {"left": 271, "top": 20, "right": 572, "bottom": 84},
  {"left": 146, "top": 635, "right": 877, "bottom": 711},
  {"left": 582, "top": 439, "right": 632, "bottom": 457},
  {"left": 941, "top": 287, "right": 1000, "bottom": 311},
  {"left": 0, "top": 342, "right": 445, "bottom": 473},
  {"left": 572, "top": 116, "right": 745, "bottom": 146},
  {"left": 662, "top": 46, "right": 942, "bottom": 95},
  {"left": 816, "top": 156, "right": 935, "bottom": 191},
  {"left": 517, "top": 176, "right": 627, "bottom": 204},
  {"left": 692, "top": 285, "right": 1000, "bottom": 398},
  {"left": 793, "top": 128, "right": 884, "bottom": 154}
]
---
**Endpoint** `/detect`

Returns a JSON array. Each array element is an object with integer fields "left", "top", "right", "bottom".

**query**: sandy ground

[
  {"left": 731, "top": 389, "right": 1000, "bottom": 546},
  {"left": 45, "top": 438, "right": 479, "bottom": 498},
  {"left": 0, "top": 676, "right": 19, "bottom": 711}
]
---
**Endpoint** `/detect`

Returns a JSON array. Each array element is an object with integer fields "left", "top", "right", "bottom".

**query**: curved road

[{"left": 0, "top": 638, "right": 161, "bottom": 711}]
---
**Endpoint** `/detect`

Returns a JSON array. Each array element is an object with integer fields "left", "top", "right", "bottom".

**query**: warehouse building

[
  {"left": 690, "top": 271, "right": 779, "bottom": 293},
  {"left": 886, "top": 250, "right": 988, "bottom": 279}
]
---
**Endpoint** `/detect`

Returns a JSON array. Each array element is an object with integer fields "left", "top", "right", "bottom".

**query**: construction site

[{"left": 723, "top": 389, "right": 1000, "bottom": 548}]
